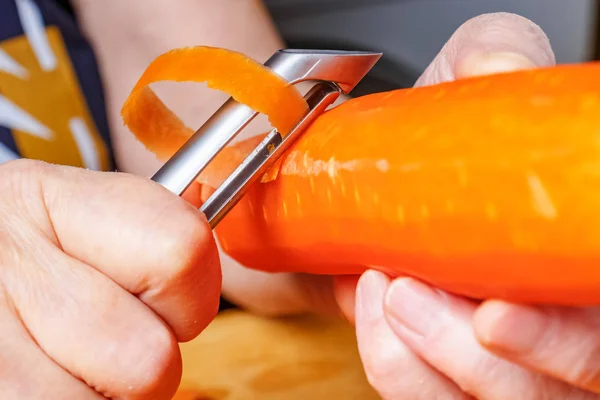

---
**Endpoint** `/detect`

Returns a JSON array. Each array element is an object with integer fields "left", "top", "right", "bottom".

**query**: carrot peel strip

[{"left": 120, "top": 46, "right": 309, "bottom": 186}]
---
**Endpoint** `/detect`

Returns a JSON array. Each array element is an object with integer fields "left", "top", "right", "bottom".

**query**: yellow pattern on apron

[{"left": 0, "top": 25, "right": 110, "bottom": 171}]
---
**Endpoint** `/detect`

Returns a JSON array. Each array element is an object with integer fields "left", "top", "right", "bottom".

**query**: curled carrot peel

[
  {"left": 122, "top": 46, "right": 600, "bottom": 306},
  {"left": 121, "top": 46, "right": 308, "bottom": 185}
]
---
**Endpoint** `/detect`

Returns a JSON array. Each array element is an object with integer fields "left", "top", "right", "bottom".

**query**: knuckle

[
  {"left": 127, "top": 324, "right": 182, "bottom": 398},
  {"left": 0, "top": 159, "right": 49, "bottom": 198},
  {"left": 176, "top": 261, "right": 221, "bottom": 343},
  {"left": 457, "top": 12, "right": 554, "bottom": 62},
  {"left": 158, "top": 206, "right": 215, "bottom": 283},
  {"left": 0, "top": 160, "right": 53, "bottom": 268},
  {"left": 1, "top": 157, "right": 45, "bottom": 172},
  {"left": 1, "top": 158, "right": 51, "bottom": 177},
  {"left": 460, "top": 12, "right": 538, "bottom": 32}
]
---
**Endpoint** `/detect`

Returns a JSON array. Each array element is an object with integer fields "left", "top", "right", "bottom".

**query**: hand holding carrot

[
  {"left": 0, "top": 159, "right": 221, "bottom": 399},
  {"left": 345, "top": 13, "right": 600, "bottom": 400}
]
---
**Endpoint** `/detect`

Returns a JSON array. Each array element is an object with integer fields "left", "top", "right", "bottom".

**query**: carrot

[
  {"left": 120, "top": 46, "right": 307, "bottom": 162},
  {"left": 122, "top": 46, "right": 600, "bottom": 306}
]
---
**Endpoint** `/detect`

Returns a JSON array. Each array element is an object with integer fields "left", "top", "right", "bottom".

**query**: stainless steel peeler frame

[{"left": 151, "top": 49, "right": 382, "bottom": 228}]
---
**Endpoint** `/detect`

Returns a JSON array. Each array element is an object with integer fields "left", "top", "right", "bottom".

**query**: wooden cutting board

[{"left": 174, "top": 310, "right": 380, "bottom": 400}]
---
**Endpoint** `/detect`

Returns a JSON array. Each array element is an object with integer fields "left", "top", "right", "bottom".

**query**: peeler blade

[
  {"left": 264, "top": 49, "right": 382, "bottom": 94},
  {"left": 200, "top": 82, "right": 341, "bottom": 228},
  {"left": 150, "top": 48, "right": 382, "bottom": 226}
]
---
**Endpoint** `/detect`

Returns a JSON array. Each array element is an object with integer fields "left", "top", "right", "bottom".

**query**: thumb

[
  {"left": 415, "top": 12, "right": 556, "bottom": 86},
  {"left": 13, "top": 159, "right": 221, "bottom": 341}
]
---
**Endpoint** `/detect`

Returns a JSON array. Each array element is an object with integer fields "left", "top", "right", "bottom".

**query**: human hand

[
  {"left": 0, "top": 159, "right": 221, "bottom": 399},
  {"left": 354, "top": 272, "right": 600, "bottom": 400},
  {"left": 345, "top": 13, "right": 600, "bottom": 400}
]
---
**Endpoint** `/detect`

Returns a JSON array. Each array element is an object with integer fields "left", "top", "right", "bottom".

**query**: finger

[
  {"left": 383, "top": 278, "right": 597, "bottom": 400},
  {"left": 474, "top": 302, "right": 600, "bottom": 394},
  {"left": 333, "top": 275, "right": 360, "bottom": 324},
  {"left": 10, "top": 159, "right": 221, "bottom": 341},
  {"left": 2, "top": 236, "right": 182, "bottom": 399},
  {"left": 219, "top": 248, "right": 341, "bottom": 317},
  {"left": 0, "top": 289, "right": 102, "bottom": 399},
  {"left": 415, "top": 12, "right": 556, "bottom": 87},
  {"left": 355, "top": 271, "right": 470, "bottom": 400}
]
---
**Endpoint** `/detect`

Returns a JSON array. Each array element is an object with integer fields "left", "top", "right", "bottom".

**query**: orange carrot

[
  {"left": 121, "top": 46, "right": 307, "bottom": 161},
  {"left": 122, "top": 46, "right": 600, "bottom": 306}
]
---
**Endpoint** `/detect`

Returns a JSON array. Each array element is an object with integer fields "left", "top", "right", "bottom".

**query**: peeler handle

[
  {"left": 151, "top": 101, "right": 257, "bottom": 196},
  {"left": 200, "top": 82, "right": 341, "bottom": 228}
]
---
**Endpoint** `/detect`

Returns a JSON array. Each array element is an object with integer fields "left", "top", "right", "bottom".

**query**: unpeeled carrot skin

[
  {"left": 213, "top": 62, "right": 600, "bottom": 305},
  {"left": 120, "top": 45, "right": 600, "bottom": 305}
]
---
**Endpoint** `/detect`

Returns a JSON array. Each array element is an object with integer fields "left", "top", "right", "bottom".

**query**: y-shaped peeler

[{"left": 151, "top": 49, "right": 382, "bottom": 228}]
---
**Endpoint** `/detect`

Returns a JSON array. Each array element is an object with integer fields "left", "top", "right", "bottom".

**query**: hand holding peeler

[{"left": 151, "top": 49, "right": 383, "bottom": 228}]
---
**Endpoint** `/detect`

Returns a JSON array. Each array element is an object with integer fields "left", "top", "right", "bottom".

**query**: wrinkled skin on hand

[{"left": 0, "top": 159, "right": 221, "bottom": 399}]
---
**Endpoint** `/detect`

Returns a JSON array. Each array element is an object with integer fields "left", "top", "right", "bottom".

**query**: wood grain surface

[{"left": 174, "top": 310, "right": 380, "bottom": 400}]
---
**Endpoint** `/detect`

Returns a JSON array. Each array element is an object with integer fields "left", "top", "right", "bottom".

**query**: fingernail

[
  {"left": 384, "top": 278, "right": 449, "bottom": 338},
  {"left": 474, "top": 302, "right": 548, "bottom": 354},
  {"left": 356, "top": 270, "right": 391, "bottom": 322},
  {"left": 457, "top": 51, "right": 537, "bottom": 78}
]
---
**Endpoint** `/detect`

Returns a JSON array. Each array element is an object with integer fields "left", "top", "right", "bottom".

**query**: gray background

[{"left": 265, "top": 0, "right": 597, "bottom": 77}]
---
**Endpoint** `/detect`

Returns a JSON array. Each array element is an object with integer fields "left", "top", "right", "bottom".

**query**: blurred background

[
  {"left": 54, "top": 0, "right": 599, "bottom": 96},
  {"left": 265, "top": 0, "right": 599, "bottom": 96}
]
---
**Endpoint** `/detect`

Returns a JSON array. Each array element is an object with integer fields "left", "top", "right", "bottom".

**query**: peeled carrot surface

[{"left": 122, "top": 46, "right": 600, "bottom": 305}]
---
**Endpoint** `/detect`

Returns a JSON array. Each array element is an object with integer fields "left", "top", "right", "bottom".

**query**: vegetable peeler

[{"left": 151, "top": 49, "right": 382, "bottom": 228}]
